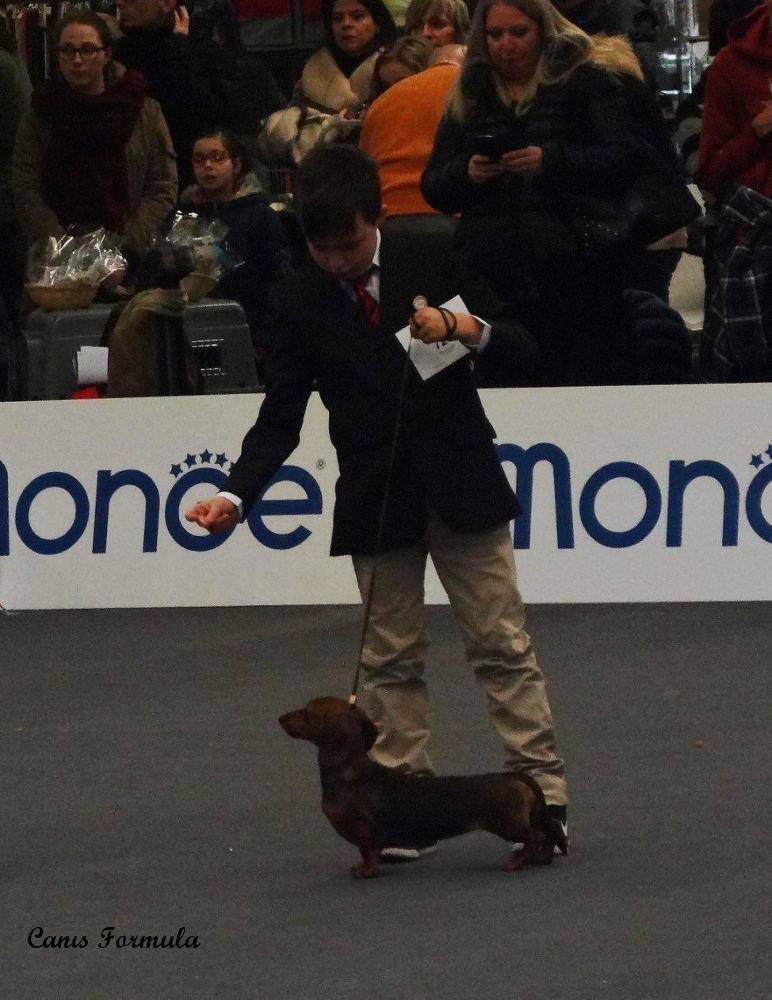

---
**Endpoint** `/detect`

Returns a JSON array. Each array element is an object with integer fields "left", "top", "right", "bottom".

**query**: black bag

[
  {"left": 562, "top": 155, "right": 702, "bottom": 254},
  {"left": 626, "top": 155, "right": 703, "bottom": 245}
]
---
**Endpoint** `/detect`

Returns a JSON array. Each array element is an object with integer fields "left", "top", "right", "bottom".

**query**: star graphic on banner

[
  {"left": 766, "top": 444, "right": 772, "bottom": 460},
  {"left": 170, "top": 463, "right": 183, "bottom": 478},
  {"left": 215, "top": 453, "right": 228, "bottom": 467},
  {"left": 200, "top": 449, "right": 213, "bottom": 464},
  {"left": 750, "top": 454, "right": 764, "bottom": 469},
  {"left": 184, "top": 453, "right": 198, "bottom": 468}
]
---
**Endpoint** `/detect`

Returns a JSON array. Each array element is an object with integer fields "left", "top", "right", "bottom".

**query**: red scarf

[{"left": 33, "top": 69, "right": 146, "bottom": 234}]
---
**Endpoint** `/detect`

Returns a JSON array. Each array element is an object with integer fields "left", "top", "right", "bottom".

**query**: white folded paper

[
  {"left": 394, "top": 294, "right": 470, "bottom": 381},
  {"left": 74, "top": 346, "right": 109, "bottom": 386}
]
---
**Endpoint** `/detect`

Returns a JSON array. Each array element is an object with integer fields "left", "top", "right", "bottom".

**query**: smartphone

[{"left": 465, "top": 128, "right": 527, "bottom": 161}]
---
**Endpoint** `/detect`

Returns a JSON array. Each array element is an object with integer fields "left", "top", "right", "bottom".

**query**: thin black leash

[
  {"left": 349, "top": 294, "right": 446, "bottom": 703},
  {"left": 348, "top": 299, "right": 459, "bottom": 705},
  {"left": 348, "top": 331, "right": 413, "bottom": 705}
]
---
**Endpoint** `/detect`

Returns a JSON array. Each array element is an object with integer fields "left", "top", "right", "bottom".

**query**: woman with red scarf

[{"left": 12, "top": 13, "right": 177, "bottom": 271}]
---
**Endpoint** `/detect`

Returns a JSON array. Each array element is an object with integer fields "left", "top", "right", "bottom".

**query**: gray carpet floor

[{"left": 2, "top": 602, "right": 769, "bottom": 1000}]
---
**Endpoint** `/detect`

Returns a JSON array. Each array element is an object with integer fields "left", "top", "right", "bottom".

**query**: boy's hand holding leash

[{"left": 409, "top": 302, "right": 483, "bottom": 347}]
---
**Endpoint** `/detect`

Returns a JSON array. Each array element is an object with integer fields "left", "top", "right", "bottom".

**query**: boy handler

[{"left": 185, "top": 145, "right": 568, "bottom": 859}]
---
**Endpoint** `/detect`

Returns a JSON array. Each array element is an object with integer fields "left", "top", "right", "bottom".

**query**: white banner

[{"left": 0, "top": 384, "right": 770, "bottom": 609}]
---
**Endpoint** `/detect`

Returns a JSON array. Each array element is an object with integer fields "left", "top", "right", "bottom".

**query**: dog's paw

[
  {"left": 504, "top": 851, "right": 527, "bottom": 873},
  {"left": 351, "top": 864, "right": 379, "bottom": 879}
]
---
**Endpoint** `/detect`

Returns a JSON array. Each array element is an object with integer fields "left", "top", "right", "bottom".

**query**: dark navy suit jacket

[{"left": 223, "top": 215, "right": 536, "bottom": 556}]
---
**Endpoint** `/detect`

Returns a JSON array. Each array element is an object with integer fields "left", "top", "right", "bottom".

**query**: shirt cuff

[
  {"left": 217, "top": 491, "right": 244, "bottom": 521},
  {"left": 469, "top": 316, "right": 492, "bottom": 352}
]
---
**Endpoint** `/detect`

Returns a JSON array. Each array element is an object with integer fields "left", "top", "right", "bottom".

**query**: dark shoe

[
  {"left": 380, "top": 842, "right": 438, "bottom": 863},
  {"left": 547, "top": 804, "right": 569, "bottom": 856}
]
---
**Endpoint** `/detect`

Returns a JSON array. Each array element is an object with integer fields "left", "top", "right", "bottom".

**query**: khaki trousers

[{"left": 352, "top": 516, "right": 567, "bottom": 806}]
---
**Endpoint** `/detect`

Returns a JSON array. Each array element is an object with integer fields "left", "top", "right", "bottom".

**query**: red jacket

[{"left": 697, "top": 5, "right": 772, "bottom": 198}]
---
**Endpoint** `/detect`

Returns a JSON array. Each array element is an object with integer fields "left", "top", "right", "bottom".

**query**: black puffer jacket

[
  {"left": 421, "top": 61, "right": 652, "bottom": 385},
  {"left": 422, "top": 62, "right": 643, "bottom": 265}
]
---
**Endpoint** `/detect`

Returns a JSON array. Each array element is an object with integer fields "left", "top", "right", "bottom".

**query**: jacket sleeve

[
  {"left": 11, "top": 109, "right": 65, "bottom": 246},
  {"left": 222, "top": 278, "right": 316, "bottom": 517},
  {"left": 454, "top": 257, "right": 539, "bottom": 387},
  {"left": 121, "top": 101, "right": 179, "bottom": 253},
  {"left": 421, "top": 112, "right": 483, "bottom": 215},
  {"left": 696, "top": 57, "right": 766, "bottom": 198}
]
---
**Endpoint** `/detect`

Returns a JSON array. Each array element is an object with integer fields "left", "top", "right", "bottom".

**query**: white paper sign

[
  {"left": 394, "top": 295, "right": 470, "bottom": 380},
  {"left": 74, "top": 346, "right": 109, "bottom": 385}
]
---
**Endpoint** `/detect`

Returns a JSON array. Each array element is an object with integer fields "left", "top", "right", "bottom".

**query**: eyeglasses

[
  {"left": 57, "top": 43, "right": 106, "bottom": 60},
  {"left": 192, "top": 150, "right": 231, "bottom": 165}
]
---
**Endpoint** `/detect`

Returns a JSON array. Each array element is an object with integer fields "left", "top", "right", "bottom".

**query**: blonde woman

[{"left": 421, "top": 0, "right": 651, "bottom": 385}]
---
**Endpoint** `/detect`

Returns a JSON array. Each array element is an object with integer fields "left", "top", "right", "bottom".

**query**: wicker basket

[
  {"left": 180, "top": 272, "right": 217, "bottom": 303},
  {"left": 26, "top": 283, "right": 97, "bottom": 312}
]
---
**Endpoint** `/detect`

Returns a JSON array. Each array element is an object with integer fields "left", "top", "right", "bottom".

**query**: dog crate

[{"left": 23, "top": 298, "right": 261, "bottom": 400}]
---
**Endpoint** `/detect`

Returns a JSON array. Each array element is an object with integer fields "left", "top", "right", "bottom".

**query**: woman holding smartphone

[{"left": 421, "top": 0, "right": 651, "bottom": 386}]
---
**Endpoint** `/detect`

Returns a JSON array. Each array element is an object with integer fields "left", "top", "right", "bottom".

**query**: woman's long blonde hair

[{"left": 446, "top": 0, "right": 593, "bottom": 119}]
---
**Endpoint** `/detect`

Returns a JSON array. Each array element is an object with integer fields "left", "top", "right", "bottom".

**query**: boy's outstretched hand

[{"left": 185, "top": 497, "right": 239, "bottom": 533}]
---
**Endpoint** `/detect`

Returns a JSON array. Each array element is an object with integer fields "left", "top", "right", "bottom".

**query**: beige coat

[
  {"left": 12, "top": 83, "right": 177, "bottom": 254},
  {"left": 256, "top": 48, "right": 379, "bottom": 165}
]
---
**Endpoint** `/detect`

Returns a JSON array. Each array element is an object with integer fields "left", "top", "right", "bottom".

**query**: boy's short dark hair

[{"left": 294, "top": 146, "right": 382, "bottom": 244}]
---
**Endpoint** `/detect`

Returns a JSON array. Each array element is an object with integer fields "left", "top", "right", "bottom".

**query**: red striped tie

[{"left": 353, "top": 270, "right": 380, "bottom": 326}]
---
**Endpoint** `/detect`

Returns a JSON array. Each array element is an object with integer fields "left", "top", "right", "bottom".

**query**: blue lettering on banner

[
  {"left": 0, "top": 459, "right": 8, "bottom": 556},
  {"left": 0, "top": 447, "right": 769, "bottom": 556},
  {"left": 495, "top": 444, "right": 770, "bottom": 550},
  {"left": 579, "top": 462, "right": 662, "bottom": 548},
  {"left": 16, "top": 472, "right": 90, "bottom": 555},
  {"left": 746, "top": 462, "right": 772, "bottom": 542},
  {"left": 497, "top": 443, "right": 575, "bottom": 549},
  {"left": 94, "top": 470, "right": 160, "bottom": 554},
  {"left": 247, "top": 466, "right": 323, "bottom": 550},
  {"left": 666, "top": 460, "right": 739, "bottom": 547}
]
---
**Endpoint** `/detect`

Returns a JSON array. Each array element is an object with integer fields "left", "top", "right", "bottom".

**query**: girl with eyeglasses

[
  {"left": 144, "top": 129, "right": 291, "bottom": 369},
  {"left": 12, "top": 12, "right": 177, "bottom": 281}
]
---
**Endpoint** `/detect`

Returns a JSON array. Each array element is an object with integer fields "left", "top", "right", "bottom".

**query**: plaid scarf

[{"left": 704, "top": 185, "right": 772, "bottom": 380}]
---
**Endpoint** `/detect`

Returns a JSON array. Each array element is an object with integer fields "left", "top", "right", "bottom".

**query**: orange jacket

[{"left": 360, "top": 62, "right": 459, "bottom": 216}]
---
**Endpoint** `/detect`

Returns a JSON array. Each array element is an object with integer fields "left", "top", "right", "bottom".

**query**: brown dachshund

[{"left": 279, "top": 696, "right": 566, "bottom": 878}]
